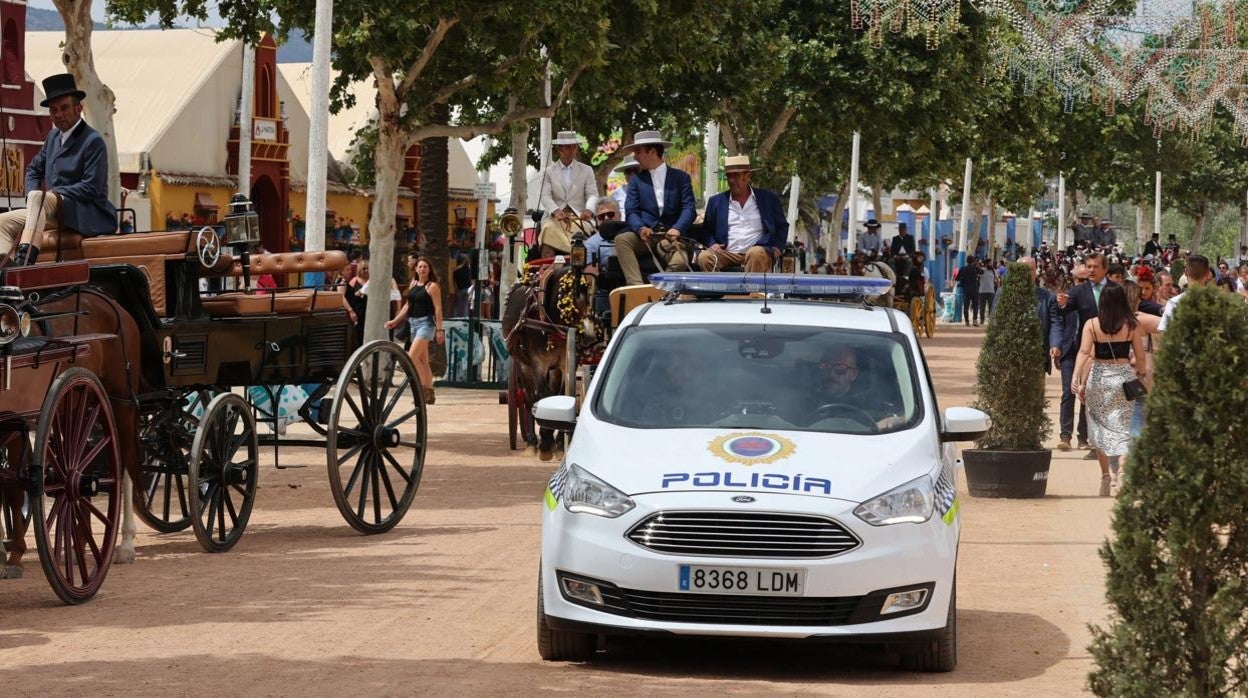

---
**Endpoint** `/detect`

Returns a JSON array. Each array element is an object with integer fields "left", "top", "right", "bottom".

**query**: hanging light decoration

[{"left": 851, "top": 0, "right": 964, "bottom": 48}]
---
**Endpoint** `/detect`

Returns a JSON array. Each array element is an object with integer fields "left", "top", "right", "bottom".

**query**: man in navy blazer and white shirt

[
  {"left": 0, "top": 73, "right": 117, "bottom": 268},
  {"left": 698, "top": 155, "right": 788, "bottom": 272},
  {"left": 616, "top": 130, "right": 696, "bottom": 286}
]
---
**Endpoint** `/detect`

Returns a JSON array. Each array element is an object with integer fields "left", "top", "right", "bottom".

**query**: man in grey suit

[
  {"left": 0, "top": 73, "right": 117, "bottom": 267},
  {"left": 537, "top": 130, "right": 598, "bottom": 258}
]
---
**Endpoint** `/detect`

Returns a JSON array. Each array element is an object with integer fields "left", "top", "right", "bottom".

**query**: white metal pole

[
  {"left": 539, "top": 51, "right": 552, "bottom": 173},
  {"left": 238, "top": 44, "right": 255, "bottom": 198},
  {"left": 787, "top": 174, "right": 801, "bottom": 226},
  {"left": 1057, "top": 172, "right": 1066, "bottom": 251},
  {"left": 846, "top": 131, "right": 860, "bottom": 255},
  {"left": 928, "top": 187, "right": 937, "bottom": 262},
  {"left": 956, "top": 158, "right": 972, "bottom": 254},
  {"left": 303, "top": 0, "right": 333, "bottom": 254},
  {"left": 703, "top": 121, "right": 719, "bottom": 198},
  {"left": 1154, "top": 171, "right": 1162, "bottom": 242}
]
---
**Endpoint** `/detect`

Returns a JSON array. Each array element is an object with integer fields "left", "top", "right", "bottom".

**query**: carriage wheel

[
  {"left": 925, "top": 286, "right": 937, "bottom": 338},
  {"left": 0, "top": 426, "right": 31, "bottom": 552},
  {"left": 31, "top": 368, "right": 122, "bottom": 604},
  {"left": 187, "top": 393, "right": 258, "bottom": 553},
  {"left": 508, "top": 356, "right": 535, "bottom": 450},
  {"left": 909, "top": 297, "right": 924, "bottom": 333},
  {"left": 327, "top": 340, "right": 426, "bottom": 535},
  {"left": 133, "top": 389, "right": 212, "bottom": 533}
]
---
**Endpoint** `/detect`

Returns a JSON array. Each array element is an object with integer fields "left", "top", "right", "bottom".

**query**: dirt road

[{"left": 0, "top": 326, "right": 1114, "bottom": 695}]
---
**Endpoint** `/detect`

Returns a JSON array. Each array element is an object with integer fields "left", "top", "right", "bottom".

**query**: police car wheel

[
  {"left": 536, "top": 567, "right": 597, "bottom": 662},
  {"left": 900, "top": 574, "right": 956, "bottom": 672}
]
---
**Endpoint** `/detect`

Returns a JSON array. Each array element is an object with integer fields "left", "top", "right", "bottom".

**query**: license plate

[{"left": 678, "top": 565, "right": 805, "bottom": 596}]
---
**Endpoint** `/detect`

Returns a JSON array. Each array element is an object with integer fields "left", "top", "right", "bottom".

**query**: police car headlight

[
  {"left": 564, "top": 464, "right": 635, "bottom": 518},
  {"left": 853, "top": 474, "right": 934, "bottom": 526}
]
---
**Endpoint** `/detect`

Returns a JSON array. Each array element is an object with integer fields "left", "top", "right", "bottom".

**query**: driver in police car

[{"left": 814, "top": 345, "right": 902, "bottom": 429}]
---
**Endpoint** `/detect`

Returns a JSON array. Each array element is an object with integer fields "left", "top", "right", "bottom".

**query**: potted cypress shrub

[{"left": 963, "top": 261, "right": 1051, "bottom": 498}]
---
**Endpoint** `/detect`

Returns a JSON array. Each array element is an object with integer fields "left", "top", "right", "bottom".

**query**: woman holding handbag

[{"left": 1072, "top": 284, "right": 1148, "bottom": 497}]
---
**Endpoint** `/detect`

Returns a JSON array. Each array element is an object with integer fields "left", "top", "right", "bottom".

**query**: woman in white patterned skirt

[{"left": 1072, "top": 284, "right": 1147, "bottom": 497}]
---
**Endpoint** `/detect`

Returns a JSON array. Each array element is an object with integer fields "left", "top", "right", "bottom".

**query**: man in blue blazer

[
  {"left": 697, "top": 155, "right": 788, "bottom": 272},
  {"left": 1022, "top": 257, "right": 1062, "bottom": 378},
  {"left": 0, "top": 73, "right": 117, "bottom": 267},
  {"left": 615, "top": 130, "right": 696, "bottom": 286},
  {"left": 1055, "top": 253, "right": 1113, "bottom": 450}
]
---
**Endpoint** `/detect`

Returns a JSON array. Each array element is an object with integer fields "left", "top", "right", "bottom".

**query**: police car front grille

[
  {"left": 606, "top": 586, "right": 860, "bottom": 626},
  {"left": 626, "top": 511, "right": 860, "bottom": 558}
]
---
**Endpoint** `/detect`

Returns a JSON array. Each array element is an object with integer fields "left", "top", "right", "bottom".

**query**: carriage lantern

[
  {"left": 223, "top": 193, "right": 261, "bottom": 247},
  {"left": 0, "top": 302, "right": 29, "bottom": 346},
  {"left": 569, "top": 231, "right": 587, "bottom": 272}
]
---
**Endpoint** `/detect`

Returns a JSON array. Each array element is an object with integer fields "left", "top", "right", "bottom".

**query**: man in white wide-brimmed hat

[
  {"left": 536, "top": 129, "right": 598, "bottom": 258},
  {"left": 697, "top": 154, "right": 788, "bottom": 273},
  {"left": 614, "top": 130, "right": 696, "bottom": 285},
  {"left": 609, "top": 154, "right": 640, "bottom": 218}
]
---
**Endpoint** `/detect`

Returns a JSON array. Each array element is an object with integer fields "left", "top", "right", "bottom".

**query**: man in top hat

[
  {"left": 536, "top": 130, "right": 598, "bottom": 259},
  {"left": 697, "top": 155, "right": 788, "bottom": 273},
  {"left": 1142, "top": 232, "right": 1162, "bottom": 258},
  {"left": 858, "top": 219, "right": 882, "bottom": 255},
  {"left": 609, "top": 154, "right": 640, "bottom": 219},
  {"left": 1071, "top": 212, "right": 1094, "bottom": 245},
  {"left": 890, "top": 222, "right": 915, "bottom": 257},
  {"left": 0, "top": 73, "right": 117, "bottom": 267},
  {"left": 615, "top": 130, "right": 696, "bottom": 285}
]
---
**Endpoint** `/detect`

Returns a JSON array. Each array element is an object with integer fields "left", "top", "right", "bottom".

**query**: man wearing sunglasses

[
  {"left": 582, "top": 200, "right": 621, "bottom": 272},
  {"left": 697, "top": 155, "right": 788, "bottom": 273}
]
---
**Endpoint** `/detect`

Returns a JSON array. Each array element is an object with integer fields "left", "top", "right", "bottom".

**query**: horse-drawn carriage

[
  {"left": 885, "top": 254, "right": 937, "bottom": 338},
  {"left": 0, "top": 197, "right": 427, "bottom": 603}
]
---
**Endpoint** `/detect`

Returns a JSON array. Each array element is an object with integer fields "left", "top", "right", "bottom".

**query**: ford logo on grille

[{"left": 731, "top": 495, "right": 756, "bottom": 504}]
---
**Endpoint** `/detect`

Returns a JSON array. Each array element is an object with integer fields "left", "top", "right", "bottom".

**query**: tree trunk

[
  {"left": 1190, "top": 205, "right": 1208, "bottom": 254},
  {"left": 502, "top": 116, "right": 528, "bottom": 305},
  {"left": 420, "top": 104, "right": 452, "bottom": 313},
  {"left": 363, "top": 116, "right": 405, "bottom": 344},
  {"left": 54, "top": 0, "right": 120, "bottom": 207},
  {"left": 823, "top": 180, "right": 850, "bottom": 263},
  {"left": 871, "top": 182, "right": 884, "bottom": 224}
]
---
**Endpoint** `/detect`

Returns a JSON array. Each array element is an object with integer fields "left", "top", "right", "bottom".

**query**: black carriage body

[{"left": 87, "top": 263, "right": 354, "bottom": 391}]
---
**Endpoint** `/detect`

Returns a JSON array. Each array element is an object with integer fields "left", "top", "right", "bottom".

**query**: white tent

[{"left": 26, "top": 30, "right": 309, "bottom": 181}]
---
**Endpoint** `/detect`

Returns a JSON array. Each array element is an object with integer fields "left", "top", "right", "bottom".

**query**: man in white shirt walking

[
  {"left": 537, "top": 130, "right": 598, "bottom": 258},
  {"left": 1159, "top": 254, "right": 1213, "bottom": 332}
]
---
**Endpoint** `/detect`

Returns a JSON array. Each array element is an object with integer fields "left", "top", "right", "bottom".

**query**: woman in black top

[
  {"left": 343, "top": 260, "right": 369, "bottom": 348},
  {"left": 386, "top": 257, "right": 443, "bottom": 403},
  {"left": 1072, "top": 284, "right": 1147, "bottom": 496}
]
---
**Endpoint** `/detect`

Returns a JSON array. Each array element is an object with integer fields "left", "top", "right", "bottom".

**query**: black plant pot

[{"left": 962, "top": 449, "right": 1052, "bottom": 499}]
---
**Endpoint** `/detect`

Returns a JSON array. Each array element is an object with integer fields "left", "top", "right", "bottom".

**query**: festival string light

[{"left": 850, "top": 0, "right": 964, "bottom": 48}]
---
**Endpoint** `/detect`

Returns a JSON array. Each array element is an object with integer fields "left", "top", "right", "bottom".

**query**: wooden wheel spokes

[
  {"left": 135, "top": 390, "right": 210, "bottom": 533},
  {"left": 187, "top": 393, "right": 258, "bottom": 553},
  {"left": 328, "top": 341, "right": 426, "bottom": 534},
  {"left": 32, "top": 368, "right": 121, "bottom": 605}
]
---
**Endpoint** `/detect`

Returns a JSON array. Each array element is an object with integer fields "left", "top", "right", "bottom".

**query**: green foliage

[
  {"left": 973, "top": 263, "right": 1049, "bottom": 450},
  {"left": 1088, "top": 286, "right": 1248, "bottom": 697}
]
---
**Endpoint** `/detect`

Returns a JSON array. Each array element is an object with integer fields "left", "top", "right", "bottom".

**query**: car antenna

[{"left": 760, "top": 269, "right": 771, "bottom": 314}]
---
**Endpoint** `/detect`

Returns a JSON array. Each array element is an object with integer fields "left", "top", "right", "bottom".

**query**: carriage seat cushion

[
  {"left": 81, "top": 231, "right": 191, "bottom": 258},
  {"left": 33, "top": 229, "right": 84, "bottom": 261},
  {"left": 201, "top": 289, "right": 344, "bottom": 317},
  {"left": 228, "top": 250, "right": 348, "bottom": 277}
]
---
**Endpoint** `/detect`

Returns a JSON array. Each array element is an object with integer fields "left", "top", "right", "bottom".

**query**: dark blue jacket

[
  {"left": 701, "top": 188, "right": 789, "bottom": 251},
  {"left": 1033, "top": 285, "right": 1053, "bottom": 374},
  {"left": 626, "top": 166, "right": 696, "bottom": 235},
  {"left": 26, "top": 121, "right": 117, "bottom": 236}
]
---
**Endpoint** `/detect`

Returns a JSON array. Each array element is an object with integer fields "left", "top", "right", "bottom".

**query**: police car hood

[{"left": 571, "top": 424, "right": 940, "bottom": 503}]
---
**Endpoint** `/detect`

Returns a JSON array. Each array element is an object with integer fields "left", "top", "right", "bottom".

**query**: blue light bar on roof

[{"left": 649, "top": 272, "right": 892, "bottom": 297}]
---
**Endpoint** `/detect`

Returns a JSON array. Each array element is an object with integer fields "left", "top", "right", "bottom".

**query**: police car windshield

[{"left": 595, "top": 325, "right": 922, "bottom": 434}]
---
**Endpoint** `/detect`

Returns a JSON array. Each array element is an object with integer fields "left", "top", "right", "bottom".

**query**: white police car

[{"left": 534, "top": 274, "right": 990, "bottom": 670}]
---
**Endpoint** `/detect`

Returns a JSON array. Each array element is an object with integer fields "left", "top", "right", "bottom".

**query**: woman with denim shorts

[{"left": 387, "top": 257, "right": 443, "bottom": 404}]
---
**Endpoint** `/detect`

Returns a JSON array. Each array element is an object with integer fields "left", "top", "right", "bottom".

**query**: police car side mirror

[
  {"left": 534, "top": 396, "right": 578, "bottom": 432},
  {"left": 940, "top": 407, "right": 991, "bottom": 442}
]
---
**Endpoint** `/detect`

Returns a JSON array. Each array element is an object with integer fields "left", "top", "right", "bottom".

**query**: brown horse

[
  {"left": 1, "top": 285, "right": 142, "bottom": 579},
  {"left": 502, "top": 265, "right": 595, "bottom": 460}
]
